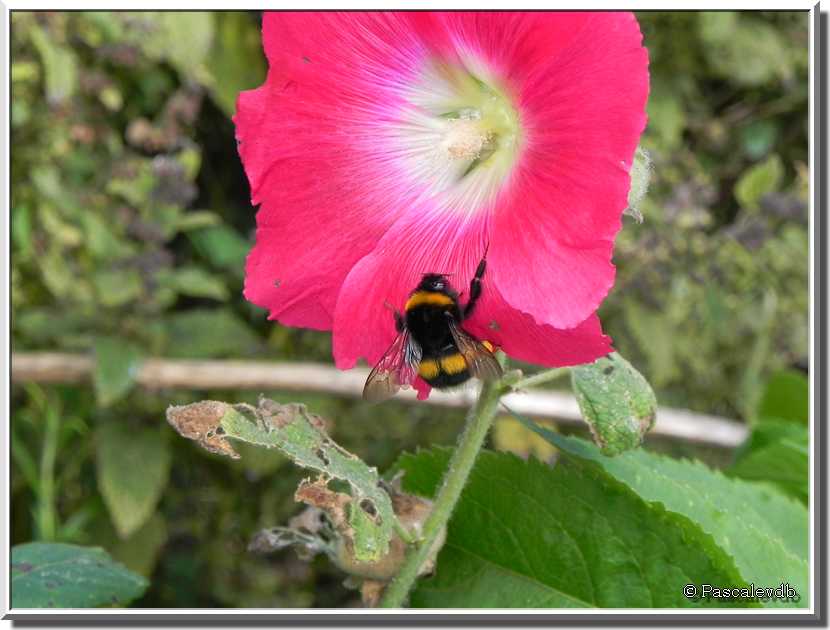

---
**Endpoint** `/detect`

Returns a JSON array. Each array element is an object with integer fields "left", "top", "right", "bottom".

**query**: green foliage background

[{"left": 10, "top": 12, "right": 809, "bottom": 607}]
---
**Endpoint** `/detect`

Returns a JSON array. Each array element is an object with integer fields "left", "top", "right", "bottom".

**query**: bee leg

[
  {"left": 462, "top": 253, "right": 487, "bottom": 320},
  {"left": 384, "top": 299, "right": 405, "bottom": 333}
]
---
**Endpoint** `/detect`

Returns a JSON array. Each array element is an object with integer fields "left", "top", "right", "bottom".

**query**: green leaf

[
  {"left": 96, "top": 423, "right": 171, "bottom": 538},
  {"left": 622, "top": 301, "right": 679, "bottom": 387},
  {"left": 92, "top": 513, "right": 169, "bottom": 577},
  {"left": 93, "top": 269, "right": 144, "bottom": 307},
  {"left": 570, "top": 353, "right": 657, "bottom": 455},
  {"left": 730, "top": 422, "right": 808, "bottom": 504},
  {"left": 175, "top": 210, "right": 219, "bottom": 231},
  {"left": 12, "top": 205, "right": 33, "bottom": 258},
  {"left": 136, "top": 13, "right": 214, "bottom": 82},
  {"left": 698, "top": 14, "right": 793, "bottom": 86},
  {"left": 80, "top": 213, "right": 135, "bottom": 261},
  {"left": 167, "top": 399, "right": 396, "bottom": 563},
  {"left": 162, "top": 308, "right": 261, "bottom": 358},
  {"left": 397, "top": 449, "right": 746, "bottom": 608},
  {"left": 28, "top": 25, "right": 78, "bottom": 105},
  {"left": 93, "top": 337, "right": 144, "bottom": 407},
  {"left": 156, "top": 267, "right": 229, "bottom": 301},
  {"left": 758, "top": 369, "right": 809, "bottom": 424},
  {"left": 645, "top": 87, "right": 685, "bottom": 149},
  {"left": 525, "top": 432, "right": 809, "bottom": 608},
  {"left": 205, "top": 12, "right": 267, "bottom": 117},
  {"left": 11, "top": 542, "right": 147, "bottom": 608},
  {"left": 734, "top": 154, "right": 784, "bottom": 210},
  {"left": 187, "top": 225, "right": 250, "bottom": 273}
]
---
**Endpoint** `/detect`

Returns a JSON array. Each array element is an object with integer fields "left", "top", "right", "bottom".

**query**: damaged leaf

[
  {"left": 166, "top": 398, "right": 396, "bottom": 563},
  {"left": 165, "top": 400, "right": 239, "bottom": 458}
]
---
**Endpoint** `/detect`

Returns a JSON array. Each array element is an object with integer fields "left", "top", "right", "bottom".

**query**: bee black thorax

[{"left": 404, "top": 280, "right": 469, "bottom": 388}]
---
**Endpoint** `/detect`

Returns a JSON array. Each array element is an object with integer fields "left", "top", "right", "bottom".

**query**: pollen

[{"left": 443, "top": 119, "right": 495, "bottom": 161}]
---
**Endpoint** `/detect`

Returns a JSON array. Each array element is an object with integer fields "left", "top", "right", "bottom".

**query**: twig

[{"left": 11, "top": 352, "right": 748, "bottom": 448}]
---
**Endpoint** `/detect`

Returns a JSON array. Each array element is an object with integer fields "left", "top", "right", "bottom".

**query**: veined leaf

[
  {"left": 11, "top": 543, "right": 147, "bottom": 608},
  {"left": 397, "top": 449, "right": 747, "bottom": 608},
  {"left": 521, "top": 430, "right": 809, "bottom": 608}
]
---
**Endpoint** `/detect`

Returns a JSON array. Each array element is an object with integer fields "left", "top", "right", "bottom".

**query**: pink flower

[{"left": 235, "top": 12, "right": 649, "bottom": 397}]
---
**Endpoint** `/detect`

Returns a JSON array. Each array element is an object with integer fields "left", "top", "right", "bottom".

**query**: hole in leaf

[
  {"left": 315, "top": 448, "right": 330, "bottom": 466},
  {"left": 360, "top": 499, "right": 378, "bottom": 518}
]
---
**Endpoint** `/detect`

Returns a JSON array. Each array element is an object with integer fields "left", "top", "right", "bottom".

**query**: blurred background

[{"left": 10, "top": 11, "right": 809, "bottom": 607}]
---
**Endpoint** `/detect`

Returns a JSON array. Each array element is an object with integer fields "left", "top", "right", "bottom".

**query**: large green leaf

[
  {"left": 522, "top": 430, "right": 809, "bottom": 608},
  {"left": 93, "top": 337, "right": 144, "bottom": 407},
  {"left": 730, "top": 421, "right": 808, "bottom": 504},
  {"left": 11, "top": 542, "right": 147, "bottom": 608},
  {"left": 758, "top": 369, "right": 809, "bottom": 424},
  {"left": 397, "top": 449, "right": 746, "bottom": 608},
  {"left": 96, "top": 423, "right": 172, "bottom": 538}
]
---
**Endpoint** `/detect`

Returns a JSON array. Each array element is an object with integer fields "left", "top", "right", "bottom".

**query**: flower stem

[
  {"left": 510, "top": 367, "right": 569, "bottom": 391},
  {"left": 378, "top": 378, "right": 505, "bottom": 608}
]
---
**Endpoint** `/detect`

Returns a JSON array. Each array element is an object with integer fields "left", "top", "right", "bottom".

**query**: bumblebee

[{"left": 363, "top": 250, "right": 502, "bottom": 402}]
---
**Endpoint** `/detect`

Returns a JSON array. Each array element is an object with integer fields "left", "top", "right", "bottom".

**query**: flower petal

[
  {"left": 235, "top": 13, "right": 439, "bottom": 328},
  {"left": 332, "top": 211, "right": 488, "bottom": 370},
  {"left": 487, "top": 12, "right": 649, "bottom": 328},
  {"left": 464, "top": 285, "right": 613, "bottom": 368},
  {"left": 332, "top": 207, "right": 611, "bottom": 383}
]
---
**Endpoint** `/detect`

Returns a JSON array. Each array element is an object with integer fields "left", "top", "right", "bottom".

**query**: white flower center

[{"left": 386, "top": 56, "right": 523, "bottom": 216}]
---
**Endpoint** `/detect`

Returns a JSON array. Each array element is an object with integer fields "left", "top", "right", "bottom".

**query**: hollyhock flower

[{"left": 235, "top": 12, "right": 649, "bottom": 398}]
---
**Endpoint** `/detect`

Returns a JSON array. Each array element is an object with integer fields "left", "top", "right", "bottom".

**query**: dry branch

[{"left": 11, "top": 352, "right": 748, "bottom": 449}]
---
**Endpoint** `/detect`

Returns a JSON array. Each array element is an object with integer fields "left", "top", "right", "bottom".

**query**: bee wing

[
  {"left": 447, "top": 318, "right": 503, "bottom": 382},
  {"left": 362, "top": 329, "right": 423, "bottom": 403}
]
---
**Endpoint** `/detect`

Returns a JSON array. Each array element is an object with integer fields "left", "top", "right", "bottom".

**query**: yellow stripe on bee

[
  {"left": 439, "top": 353, "right": 468, "bottom": 375},
  {"left": 418, "top": 359, "right": 440, "bottom": 380},
  {"left": 482, "top": 340, "right": 494, "bottom": 352},
  {"left": 405, "top": 291, "right": 454, "bottom": 310}
]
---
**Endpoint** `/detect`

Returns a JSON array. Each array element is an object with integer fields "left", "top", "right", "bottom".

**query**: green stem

[
  {"left": 392, "top": 517, "right": 416, "bottom": 546},
  {"left": 37, "top": 404, "right": 60, "bottom": 541},
  {"left": 511, "top": 367, "right": 570, "bottom": 391},
  {"left": 378, "top": 378, "right": 505, "bottom": 608}
]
